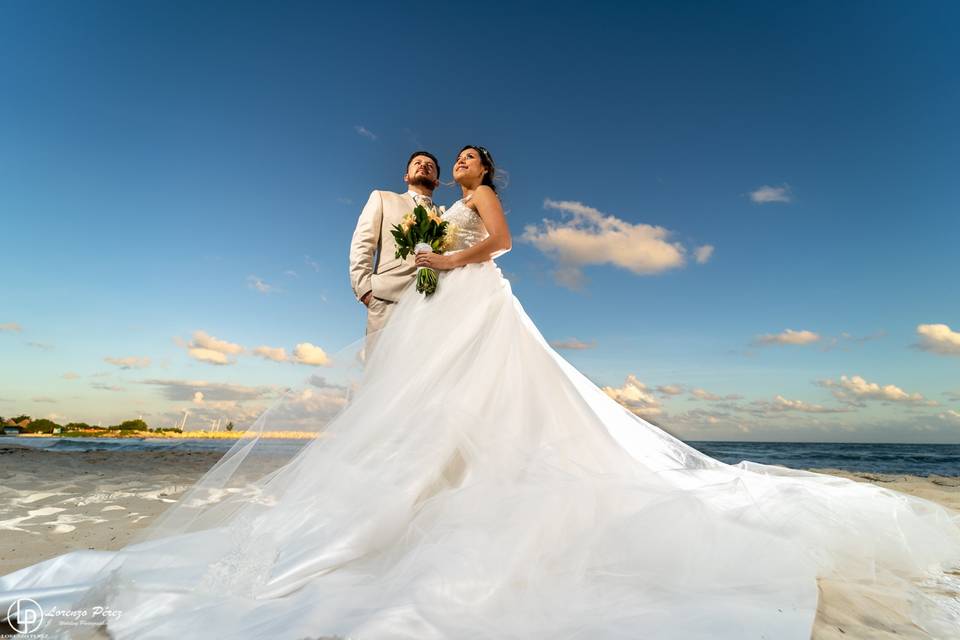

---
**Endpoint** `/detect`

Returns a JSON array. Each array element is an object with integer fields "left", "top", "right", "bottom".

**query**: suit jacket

[{"left": 349, "top": 190, "right": 419, "bottom": 303}]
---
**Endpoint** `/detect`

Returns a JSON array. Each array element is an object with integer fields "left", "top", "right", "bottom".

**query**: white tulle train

[{"left": 2, "top": 260, "right": 959, "bottom": 639}]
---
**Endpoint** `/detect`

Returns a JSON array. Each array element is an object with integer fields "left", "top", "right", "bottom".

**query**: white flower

[{"left": 442, "top": 223, "right": 461, "bottom": 251}]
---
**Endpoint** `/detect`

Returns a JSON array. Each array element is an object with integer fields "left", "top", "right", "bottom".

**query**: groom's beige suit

[{"left": 349, "top": 189, "right": 421, "bottom": 335}]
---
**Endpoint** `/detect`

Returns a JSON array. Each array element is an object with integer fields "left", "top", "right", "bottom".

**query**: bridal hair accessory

[{"left": 474, "top": 145, "right": 493, "bottom": 162}]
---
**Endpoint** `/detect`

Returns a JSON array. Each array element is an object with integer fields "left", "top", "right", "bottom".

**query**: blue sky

[{"left": 2, "top": 1, "right": 958, "bottom": 441}]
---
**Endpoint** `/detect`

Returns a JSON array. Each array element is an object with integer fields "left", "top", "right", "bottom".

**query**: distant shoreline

[{"left": 4, "top": 430, "right": 321, "bottom": 440}]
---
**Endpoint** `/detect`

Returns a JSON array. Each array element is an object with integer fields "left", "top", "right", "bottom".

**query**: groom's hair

[{"left": 406, "top": 150, "right": 440, "bottom": 176}]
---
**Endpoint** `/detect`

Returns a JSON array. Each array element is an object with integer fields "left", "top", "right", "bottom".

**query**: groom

[{"left": 349, "top": 150, "right": 441, "bottom": 335}]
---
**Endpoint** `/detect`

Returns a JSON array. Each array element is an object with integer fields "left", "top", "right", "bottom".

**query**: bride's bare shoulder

[{"left": 468, "top": 185, "right": 499, "bottom": 210}]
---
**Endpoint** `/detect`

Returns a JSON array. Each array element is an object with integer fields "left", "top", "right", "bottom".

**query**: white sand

[{"left": 0, "top": 445, "right": 220, "bottom": 574}]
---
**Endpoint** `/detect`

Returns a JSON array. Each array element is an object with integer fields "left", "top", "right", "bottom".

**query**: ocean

[
  {"left": 2, "top": 436, "right": 958, "bottom": 476},
  {"left": 689, "top": 440, "right": 960, "bottom": 477}
]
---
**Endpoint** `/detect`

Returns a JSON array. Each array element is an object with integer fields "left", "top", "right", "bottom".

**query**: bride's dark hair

[{"left": 459, "top": 145, "right": 498, "bottom": 194}]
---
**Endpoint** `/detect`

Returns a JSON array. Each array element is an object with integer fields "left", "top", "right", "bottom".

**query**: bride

[{"left": 2, "top": 146, "right": 959, "bottom": 639}]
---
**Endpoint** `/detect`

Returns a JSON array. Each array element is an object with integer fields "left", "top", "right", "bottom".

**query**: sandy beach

[
  {"left": 0, "top": 445, "right": 224, "bottom": 575},
  {"left": 1, "top": 445, "right": 958, "bottom": 638}
]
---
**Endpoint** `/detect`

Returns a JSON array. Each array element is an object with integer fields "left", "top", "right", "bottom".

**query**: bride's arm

[{"left": 415, "top": 186, "right": 511, "bottom": 270}]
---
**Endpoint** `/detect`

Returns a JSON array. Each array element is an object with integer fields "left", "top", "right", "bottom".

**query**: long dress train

[{"left": 2, "top": 198, "right": 959, "bottom": 639}]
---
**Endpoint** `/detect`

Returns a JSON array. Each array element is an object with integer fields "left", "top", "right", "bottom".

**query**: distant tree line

[{"left": 1, "top": 415, "right": 184, "bottom": 435}]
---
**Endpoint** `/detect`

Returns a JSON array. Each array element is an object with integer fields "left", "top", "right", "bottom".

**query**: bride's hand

[{"left": 415, "top": 252, "right": 457, "bottom": 271}]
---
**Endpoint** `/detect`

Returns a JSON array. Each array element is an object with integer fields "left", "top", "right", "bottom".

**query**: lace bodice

[{"left": 442, "top": 197, "right": 489, "bottom": 253}]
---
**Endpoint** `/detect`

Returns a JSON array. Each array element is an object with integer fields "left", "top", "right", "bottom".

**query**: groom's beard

[{"left": 408, "top": 175, "right": 436, "bottom": 192}]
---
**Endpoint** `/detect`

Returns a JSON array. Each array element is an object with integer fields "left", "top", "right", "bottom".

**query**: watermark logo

[
  {"left": 6, "top": 598, "right": 44, "bottom": 634},
  {"left": 4, "top": 599, "right": 123, "bottom": 636}
]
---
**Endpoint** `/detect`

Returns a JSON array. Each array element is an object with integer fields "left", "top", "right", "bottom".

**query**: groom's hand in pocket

[{"left": 361, "top": 291, "right": 373, "bottom": 307}]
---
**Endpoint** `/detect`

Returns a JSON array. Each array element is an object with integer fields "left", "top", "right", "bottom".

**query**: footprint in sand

[
  {"left": 0, "top": 507, "right": 67, "bottom": 533},
  {"left": 18, "top": 492, "right": 70, "bottom": 504},
  {"left": 39, "top": 512, "right": 108, "bottom": 534}
]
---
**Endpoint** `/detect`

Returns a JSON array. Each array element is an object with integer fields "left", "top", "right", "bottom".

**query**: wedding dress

[{"left": 2, "top": 197, "right": 959, "bottom": 639}]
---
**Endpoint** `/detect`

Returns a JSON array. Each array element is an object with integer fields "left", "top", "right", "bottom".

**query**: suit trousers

[{"left": 365, "top": 296, "right": 396, "bottom": 336}]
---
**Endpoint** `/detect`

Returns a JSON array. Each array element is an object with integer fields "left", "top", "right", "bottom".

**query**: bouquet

[{"left": 390, "top": 203, "right": 448, "bottom": 296}]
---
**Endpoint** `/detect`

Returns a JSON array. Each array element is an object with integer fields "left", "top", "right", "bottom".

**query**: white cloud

[
  {"left": 602, "top": 374, "right": 662, "bottom": 417},
  {"left": 817, "top": 375, "right": 935, "bottom": 407},
  {"left": 915, "top": 323, "right": 960, "bottom": 356},
  {"left": 91, "top": 382, "right": 125, "bottom": 392},
  {"left": 104, "top": 356, "right": 151, "bottom": 370},
  {"left": 522, "top": 199, "right": 704, "bottom": 289},
  {"left": 184, "top": 330, "right": 244, "bottom": 366},
  {"left": 753, "top": 329, "right": 820, "bottom": 346},
  {"left": 304, "top": 255, "right": 321, "bottom": 272},
  {"left": 659, "top": 391, "right": 849, "bottom": 439},
  {"left": 694, "top": 245, "right": 714, "bottom": 264},
  {"left": 293, "top": 342, "right": 331, "bottom": 366},
  {"left": 259, "top": 386, "right": 350, "bottom": 431},
  {"left": 155, "top": 381, "right": 280, "bottom": 429},
  {"left": 26, "top": 341, "right": 54, "bottom": 351},
  {"left": 690, "top": 388, "right": 743, "bottom": 401},
  {"left": 188, "top": 348, "right": 232, "bottom": 365},
  {"left": 690, "top": 388, "right": 721, "bottom": 401},
  {"left": 656, "top": 384, "right": 685, "bottom": 396},
  {"left": 667, "top": 410, "right": 960, "bottom": 442},
  {"left": 166, "top": 380, "right": 352, "bottom": 432},
  {"left": 0, "top": 322, "right": 22, "bottom": 333},
  {"left": 354, "top": 125, "right": 377, "bottom": 141},
  {"left": 549, "top": 338, "right": 596, "bottom": 350},
  {"left": 191, "top": 330, "right": 244, "bottom": 354},
  {"left": 141, "top": 379, "right": 275, "bottom": 402},
  {"left": 703, "top": 396, "right": 846, "bottom": 419},
  {"left": 32, "top": 396, "right": 57, "bottom": 403},
  {"left": 253, "top": 345, "right": 288, "bottom": 362},
  {"left": 749, "top": 184, "right": 792, "bottom": 204},
  {"left": 670, "top": 408, "right": 730, "bottom": 428},
  {"left": 247, "top": 275, "right": 274, "bottom": 294},
  {"left": 763, "top": 395, "right": 848, "bottom": 414},
  {"left": 283, "top": 270, "right": 298, "bottom": 277},
  {"left": 62, "top": 372, "right": 80, "bottom": 380},
  {"left": 937, "top": 409, "right": 960, "bottom": 423},
  {"left": 690, "top": 388, "right": 720, "bottom": 401},
  {"left": 308, "top": 374, "right": 346, "bottom": 390}
]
